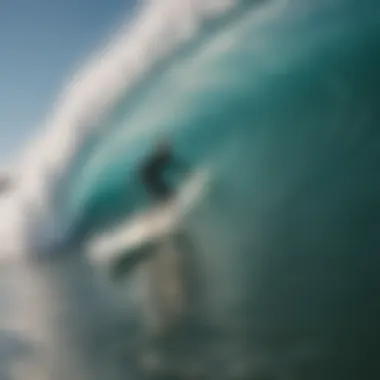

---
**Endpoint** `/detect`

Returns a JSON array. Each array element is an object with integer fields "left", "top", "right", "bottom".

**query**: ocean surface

[{"left": 1, "top": 0, "right": 380, "bottom": 379}]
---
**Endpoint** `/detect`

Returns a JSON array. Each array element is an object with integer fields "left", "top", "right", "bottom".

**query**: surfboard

[{"left": 88, "top": 167, "right": 211, "bottom": 275}]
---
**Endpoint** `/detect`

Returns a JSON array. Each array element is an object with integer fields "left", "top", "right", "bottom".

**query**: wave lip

[{"left": 2, "top": 0, "right": 261, "bottom": 250}]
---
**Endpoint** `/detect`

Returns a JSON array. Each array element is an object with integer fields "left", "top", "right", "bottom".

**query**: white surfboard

[
  {"left": 87, "top": 168, "right": 211, "bottom": 348},
  {"left": 88, "top": 168, "right": 211, "bottom": 270}
]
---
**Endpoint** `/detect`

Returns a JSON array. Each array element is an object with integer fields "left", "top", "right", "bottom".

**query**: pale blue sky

[{"left": 0, "top": 0, "right": 136, "bottom": 163}]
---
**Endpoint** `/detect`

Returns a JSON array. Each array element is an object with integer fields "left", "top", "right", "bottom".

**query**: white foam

[
  {"left": 0, "top": 0, "right": 246, "bottom": 256},
  {"left": 0, "top": 2, "right": 246, "bottom": 378}
]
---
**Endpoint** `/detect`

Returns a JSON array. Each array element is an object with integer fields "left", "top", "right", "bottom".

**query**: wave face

[{"left": 2, "top": 0, "right": 380, "bottom": 379}]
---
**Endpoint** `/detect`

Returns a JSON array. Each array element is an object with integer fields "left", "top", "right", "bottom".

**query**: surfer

[{"left": 139, "top": 139, "right": 188, "bottom": 202}]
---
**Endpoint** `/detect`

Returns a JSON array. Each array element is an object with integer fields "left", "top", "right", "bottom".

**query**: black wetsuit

[
  {"left": 140, "top": 148, "right": 175, "bottom": 201},
  {"left": 140, "top": 146, "right": 188, "bottom": 202}
]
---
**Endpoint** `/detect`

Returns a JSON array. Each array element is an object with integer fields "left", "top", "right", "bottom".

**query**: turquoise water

[
  {"left": 61, "top": 0, "right": 380, "bottom": 377},
  {"left": 66, "top": 0, "right": 379, "bottom": 237},
  {"left": 4, "top": 0, "right": 380, "bottom": 378}
]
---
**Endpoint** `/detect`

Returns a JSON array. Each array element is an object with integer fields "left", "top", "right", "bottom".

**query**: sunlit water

[{"left": 1, "top": 0, "right": 380, "bottom": 379}]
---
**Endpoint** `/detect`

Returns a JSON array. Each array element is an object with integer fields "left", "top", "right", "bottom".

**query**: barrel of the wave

[{"left": 50, "top": 0, "right": 380, "bottom": 377}]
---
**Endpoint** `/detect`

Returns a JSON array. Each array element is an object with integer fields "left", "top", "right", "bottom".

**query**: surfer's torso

[
  {"left": 141, "top": 148, "right": 173, "bottom": 200},
  {"left": 140, "top": 141, "right": 186, "bottom": 202}
]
